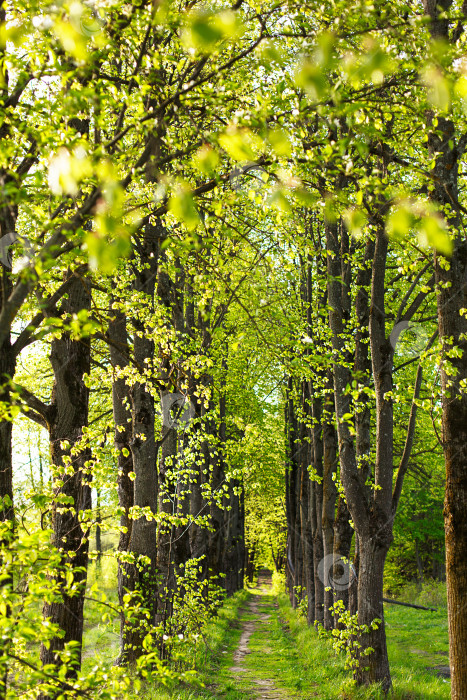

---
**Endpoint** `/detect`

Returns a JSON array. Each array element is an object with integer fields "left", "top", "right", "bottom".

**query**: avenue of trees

[{"left": 0, "top": 0, "right": 466, "bottom": 698}]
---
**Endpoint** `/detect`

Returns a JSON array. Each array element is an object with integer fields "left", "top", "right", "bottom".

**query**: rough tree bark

[
  {"left": 327, "top": 219, "right": 393, "bottom": 690},
  {"left": 155, "top": 367, "right": 177, "bottom": 632},
  {"left": 38, "top": 270, "right": 92, "bottom": 694},
  {"left": 333, "top": 496, "right": 353, "bottom": 616},
  {"left": 321, "top": 375, "right": 337, "bottom": 631},
  {"left": 300, "top": 380, "right": 315, "bottom": 625},
  {"left": 108, "top": 304, "right": 134, "bottom": 652},
  {"left": 349, "top": 236, "right": 375, "bottom": 616},
  {"left": 285, "top": 377, "right": 299, "bottom": 606},
  {"left": 300, "top": 252, "right": 316, "bottom": 624},
  {"left": 119, "top": 223, "right": 159, "bottom": 663},
  {"left": 422, "top": 2, "right": 467, "bottom": 694},
  {"left": 0, "top": 188, "right": 16, "bottom": 700},
  {"left": 155, "top": 251, "right": 183, "bottom": 634},
  {"left": 310, "top": 392, "right": 324, "bottom": 625},
  {"left": 327, "top": 216, "right": 430, "bottom": 691}
]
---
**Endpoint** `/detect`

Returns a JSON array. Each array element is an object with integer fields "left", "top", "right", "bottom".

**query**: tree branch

[
  {"left": 12, "top": 265, "right": 88, "bottom": 354},
  {"left": 392, "top": 329, "right": 438, "bottom": 512},
  {"left": 13, "top": 384, "right": 53, "bottom": 429}
]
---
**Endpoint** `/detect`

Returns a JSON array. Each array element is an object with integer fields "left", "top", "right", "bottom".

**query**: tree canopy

[{"left": 0, "top": 0, "right": 466, "bottom": 698}]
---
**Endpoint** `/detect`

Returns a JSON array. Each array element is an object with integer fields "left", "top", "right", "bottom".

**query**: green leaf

[
  {"left": 85, "top": 231, "right": 131, "bottom": 274},
  {"left": 418, "top": 214, "right": 453, "bottom": 256},
  {"left": 422, "top": 64, "right": 451, "bottom": 113},
  {"left": 267, "top": 188, "right": 291, "bottom": 212},
  {"left": 169, "top": 184, "right": 201, "bottom": 231},
  {"left": 386, "top": 203, "right": 415, "bottom": 241},
  {"left": 343, "top": 207, "right": 368, "bottom": 239},
  {"left": 182, "top": 10, "right": 244, "bottom": 53},
  {"left": 257, "top": 41, "right": 286, "bottom": 67},
  {"left": 295, "top": 61, "right": 327, "bottom": 101},
  {"left": 219, "top": 127, "right": 263, "bottom": 162},
  {"left": 267, "top": 128, "right": 292, "bottom": 157},
  {"left": 53, "top": 19, "right": 88, "bottom": 61},
  {"left": 192, "top": 145, "right": 220, "bottom": 176}
]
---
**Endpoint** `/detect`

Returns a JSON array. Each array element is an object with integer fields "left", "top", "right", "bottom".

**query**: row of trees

[
  {"left": 284, "top": 214, "right": 438, "bottom": 690},
  {"left": 1, "top": 0, "right": 467, "bottom": 697},
  {"left": 281, "top": 1, "right": 467, "bottom": 696},
  {"left": 0, "top": 0, "right": 275, "bottom": 695}
]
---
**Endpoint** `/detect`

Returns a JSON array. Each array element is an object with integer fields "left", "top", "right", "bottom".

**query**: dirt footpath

[{"left": 229, "top": 571, "right": 287, "bottom": 700}]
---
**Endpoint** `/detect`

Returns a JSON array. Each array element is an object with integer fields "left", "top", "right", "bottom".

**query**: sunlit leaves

[
  {"left": 83, "top": 161, "right": 132, "bottom": 273},
  {"left": 267, "top": 127, "right": 292, "bottom": 158},
  {"left": 294, "top": 32, "right": 335, "bottom": 101},
  {"left": 453, "top": 59, "right": 467, "bottom": 113},
  {"left": 192, "top": 145, "right": 220, "bottom": 176},
  {"left": 85, "top": 230, "right": 131, "bottom": 274},
  {"left": 219, "top": 127, "right": 263, "bottom": 162},
  {"left": 386, "top": 200, "right": 453, "bottom": 256},
  {"left": 418, "top": 213, "right": 452, "bottom": 256},
  {"left": 422, "top": 64, "right": 451, "bottom": 113},
  {"left": 343, "top": 207, "right": 368, "bottom": 239},
  {"left": 47, "top": 147, "right": 92, "bottom": 196},
  {"left": 0, "top": 22, "right": 26, "bottom": 48},
  {"left": 182, "top": 9, "right": 244, "bottom": 54},
  {"left": 295, "top": 60, "right": 328, "bottom": 102},
  {"left": 53, "top": 18, "right": 89, "bottom": 61},
  {"left": 343, "top": 39, "right": 395, "bottom": 88},
  {"left": 257, "top": 40, "right": 287, "bottom": 67},
  {"left": 168, "top": 183, "right": 201, "bottom": 231}
]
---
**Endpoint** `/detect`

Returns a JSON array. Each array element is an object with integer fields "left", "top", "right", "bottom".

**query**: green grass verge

[
  {"left": 82, "top": 564, "right": 450, "bottom": 700},
  {"left": 82, "top": 555, "right": 120, "bottom": 671},
  {"left": 276, "top": 591, "right": 450, "bottom": 699},
  {"left": 125, "top": 588, "right": 251, "bottom": 700}
]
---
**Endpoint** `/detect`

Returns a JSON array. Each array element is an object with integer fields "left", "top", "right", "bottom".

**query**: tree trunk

[
  {"left": 189, "top": 403, "right": 210, "bottom": 573},
  {"left": 431, "top": 124, "right": 467, "bottom": 699},
  {"left": 119, "top": 224, "right": 159, "bottom": 663},
  {"left": 326, "top": 218, "right": 395, "bottom": 691},
  {"left": 348, "top": 534, "right": 359, "bottom": 616},
  {"left": 0, "top": 233, "right": 15, "bottom": 700},
  {"left": 39, "top": 271, "right": 92, "bottom": 692},
  {"left": 224, "top": 479, "right": 243, "bottom": 596},
  {"left": 108, "top": 305, "right": 134, "bottom": 651},
  {"left": 284, "top": 391, "right": 294, "bottom": 599},
  {"left": 333, "top": 497, "right": 353, "bottom": 618},
  {"left": 321, "top": 377, "right": 337, "bottom": 630},
  {"left": 299, "top": 419, "right": 315, "bottom": 625},
  {"left": 311, "top": 395, "right": 324, "bottom": 625},
  {"left": 420, "top": 2, "right": 467, "bottom": 693},
  {"left": 155, "top": 378, "right": 177, "bottom": 633},
  {"left": 95, "top": 489, "right": 102, "bottom": 568},
  {"left": 355, "top": 537, "right": 391, "bottom": 692},
  {"left": 237, "top": 483, "right": 245, "bottom": 591},
  {"left": 208, "top": 433, "right": 226, "bottom": 585},
  {"left": 285, "top": 377, "right": 299, "bottom": 607}
]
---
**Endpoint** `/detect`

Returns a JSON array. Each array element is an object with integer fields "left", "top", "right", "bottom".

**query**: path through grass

[{"left": 137, "top": 572, "right": 451, "bottom": 699}]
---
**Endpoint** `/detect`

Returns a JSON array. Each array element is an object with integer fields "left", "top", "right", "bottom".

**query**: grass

[
  {"left": 82, "top": 553, "right": 120, "bottom": 671},
  {"left": 238, "top": 586, "right": 321, "bottom": 697},
  {"left": 276, "top": 588, "right": 450, "bottom": 699},
  {"left": 136, "top": 587, "right": 250, "bottom": 700},
  {"left": 394, "top": 579, "right": 447, "bottom": 611},
  {"left": 81, "top": 564, "right": 450, "bottom": 700}
]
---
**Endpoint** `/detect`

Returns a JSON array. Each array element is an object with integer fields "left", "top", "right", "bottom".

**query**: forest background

[{"left": 0, "top": 0, "right": 466, "bottom": 698}]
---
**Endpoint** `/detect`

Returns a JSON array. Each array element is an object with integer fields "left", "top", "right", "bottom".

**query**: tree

[{"left": 421, "top": 1, "right": 467, "bottom": 695}]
